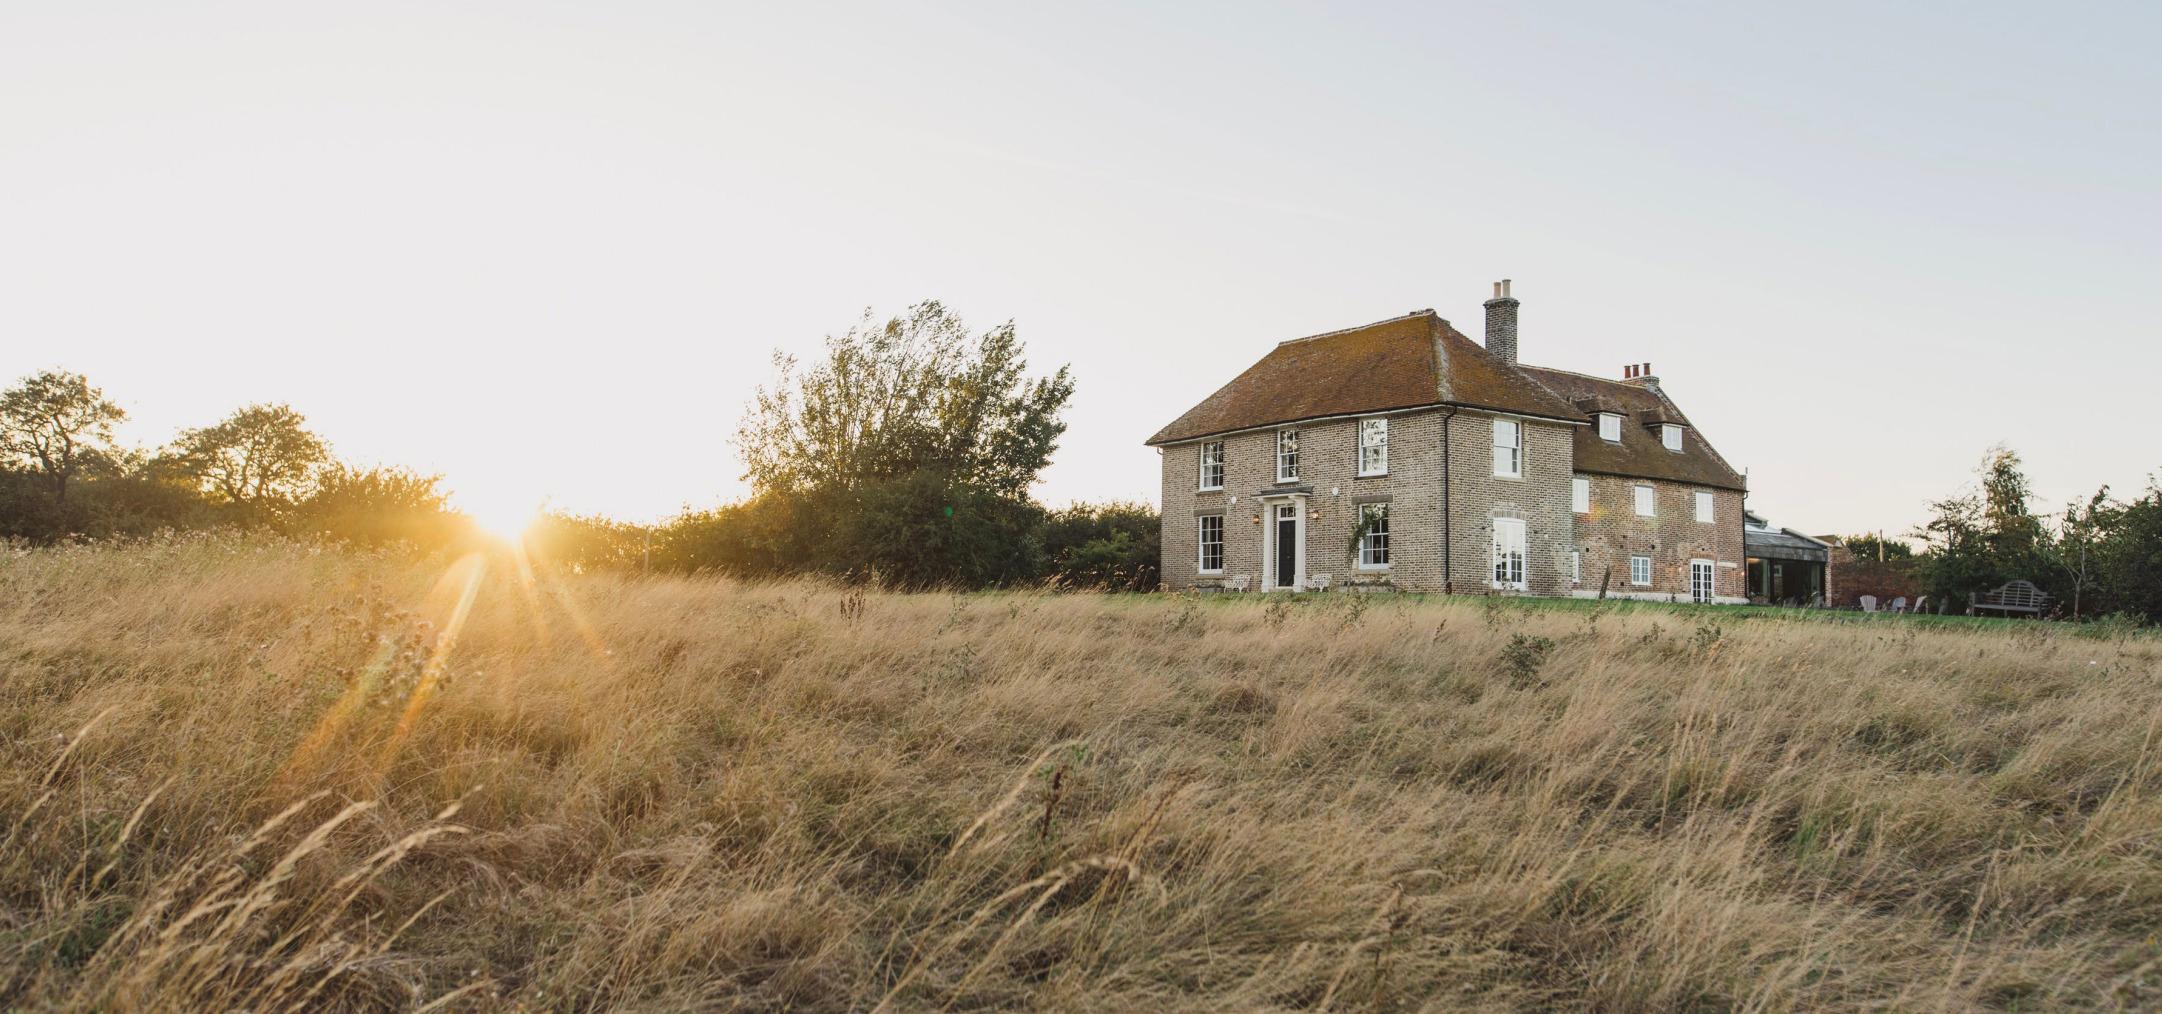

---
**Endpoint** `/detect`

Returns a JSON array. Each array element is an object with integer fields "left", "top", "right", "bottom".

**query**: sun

[{"left": 460, "top": 492, "right": 542, "bottom": 544}]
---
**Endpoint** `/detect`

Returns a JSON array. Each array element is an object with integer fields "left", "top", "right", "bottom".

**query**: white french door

[
  {"left": 1491, "top": 518, "right": 1527, "bottom": 590},
  {"left": 1689, "top": 559, "right": 1715, "bottom": 603}
]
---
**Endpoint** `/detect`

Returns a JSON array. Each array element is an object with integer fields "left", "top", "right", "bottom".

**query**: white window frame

[
  {"left": 1694, "top": 490, "right": 1715, "bottom": 524},
  {"left": 1570, "top": 550, "right": 1582, "bottom": 585},
  {"left": 1276, "top": 429, "right": 1300, "bottom": 483},
  {"left": 1196, "top": 514, "right": 1225, "bottom": 574},
  {"left": 1633, "top": 484, "right": 1656, "bottom": 517},
  {"left": 1491, "top": 517, "right": 1528, "bottom": 590},
  {"left": 1492, "top": 418, "right": 1523, "bottom": 479},
  {"left": 1571, "top": 476, "right": 1590, "bottom": 514},
  {"left": 1662, "top": 424, "right": 1684, "bottom": 452},
  {"left": 1629, "top": 554, "right": 1652, "bottom": 586},
  {"left": 1357, "top": 417, "right": 1388, "bottom": 477},
  {"left": 1598, "top": 413, "right": 1622, "bottom": 442},
  {"left": 1198, "top": 441, "right": 1224, "bottom": 491},
  {"left": 1356, "top": 503, "right": 1389, "bottom": 569}
]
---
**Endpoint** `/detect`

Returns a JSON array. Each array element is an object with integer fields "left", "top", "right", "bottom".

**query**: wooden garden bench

[{"left": 1970, "top": 580, "right": 2049, "bottom": 617}]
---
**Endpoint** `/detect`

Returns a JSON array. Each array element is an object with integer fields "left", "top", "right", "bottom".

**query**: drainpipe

[{"left": 1441, "top": 405, "right": 1458, "bottom": 593}]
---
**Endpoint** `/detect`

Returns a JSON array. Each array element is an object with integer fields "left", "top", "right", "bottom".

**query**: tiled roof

[
  {"left": 1516, "top": 367, "right": 1747, "bottom": 491},
  {"left": 1144, "top": 311, "right": 1582, "bottom": 445},
  {"left": 1145, "top": 308, "right": 1748, "bottom": 493}
]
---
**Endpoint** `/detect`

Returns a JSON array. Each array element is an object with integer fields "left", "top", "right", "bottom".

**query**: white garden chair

[{"left": 1859, "top": 595, "right": 1878, "bottom": 613}]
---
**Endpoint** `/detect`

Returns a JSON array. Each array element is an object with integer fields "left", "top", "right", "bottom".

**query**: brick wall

[
  {"left": 1156, "top": 409, "right": 1742, "bottom": 601},
  {"left": 1158, "top": 410, "right": 1449, "bottom": 592},
  {"left": 1572, "top": 475, "right": 1745, "bottom": 601},
  {"left": 1442, "top": 412, "right": 1577, "bottom": 595}
]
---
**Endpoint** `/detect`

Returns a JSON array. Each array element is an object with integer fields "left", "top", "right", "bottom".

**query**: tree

[
  {"left": 0, "top": 370, "right": 126, "bottom": 504},
  {"left": 2047, "top": 487, "right": 2113, "bottom": 619},
  {"left": 735, "top": 302, "right": 1074, "bottom": 587},
  {"left": 2088, "top": 481, "right": 2162, "bottom": 623},
  {"left": 1978, "top": 446, "right": 2045, "bottom": 567},
  {"left": 739, "top": 301, "right": 1074, "bottom": 498},
  {"left": 167, "top": 404, "right": 331, "bottom": 515},
  {"left": 1838, "top": 533, "right": 1914, "bottom": 562},
  {"left": 1915, "top": 446, "right": 2049, "bottom": 611}
]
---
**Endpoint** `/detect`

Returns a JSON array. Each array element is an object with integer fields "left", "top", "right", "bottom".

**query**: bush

[
  {"left": 652, "top": 499, "right": 796, "bottom": 576},
  {"left": 525, "top": 513, "right": 653, "bottom": 572},
  {"left": 287, "top": 465, "right": 470, "bottom": 551},
  {"left": 825, "top": 474, "right": 1047, "bottom": 588},
  {"left": 1042, "top": 501, "right": 1159, "bottom": 591}
]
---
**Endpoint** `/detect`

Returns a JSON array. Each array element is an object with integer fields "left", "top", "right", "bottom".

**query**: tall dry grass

[{"left": 4, "top": 534, "right": 2162, "bottom": 1010}]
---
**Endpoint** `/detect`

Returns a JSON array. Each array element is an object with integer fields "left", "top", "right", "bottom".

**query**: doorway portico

[{"left": 1258, "top": 491, "right": 1309, "bottom": 591}]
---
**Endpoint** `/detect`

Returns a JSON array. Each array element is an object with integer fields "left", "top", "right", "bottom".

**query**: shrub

[
  {"left": 1499, "top": 633, "right": 1555, "bottom": 685},
  {"left": 1042, "top": 501, "right": 1160, "bottom": 591}
]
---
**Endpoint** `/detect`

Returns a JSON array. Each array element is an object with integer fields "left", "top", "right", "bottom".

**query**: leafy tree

[
  {"left": 1838, "top": 533, "right": 1914, "bottom": 562},
  {"left": 1978, "top": 446, "right": 2046, "bottom": 566},
  {"left": 735, "top": 302, "right": 1073, "bottom": 587},
  {"left": 740, "top": 301, "right": 1074, "bottom": 498},
  {"left": 0, "top": 370, "right": 126, "bottom": 504},
  {"left": 1915, "top": 446, "right": 2052, "bottom": 611},
  {"left": 2047, "top": 487, "right": 2113, "bottom": 619},
  {"left": 167, "top": 404, "right": 331, "bottom": 515},
  {"left": 2087, "top": 482, "right": 2162, "bottom": 623}
]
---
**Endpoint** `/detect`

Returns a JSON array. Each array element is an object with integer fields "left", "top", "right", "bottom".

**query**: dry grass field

[{"left": 5, "top": 535, "right": 2162, "bottom": 1010}]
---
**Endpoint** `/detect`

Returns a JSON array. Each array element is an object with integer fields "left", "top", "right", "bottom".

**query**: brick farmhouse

[{"left": 1147, "top": 282, "right": 1748, "bottom": 602}]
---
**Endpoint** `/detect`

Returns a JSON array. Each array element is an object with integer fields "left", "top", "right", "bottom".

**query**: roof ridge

[
  {"left": 1518, "top": 363, "right": 1628, "bottom": 387},
  {"left": 1513, "top": 361, "right": 1585, "bottom": 410},
  {"left": 1274, "top": 310, "right": 1433, "bottom": 347}
]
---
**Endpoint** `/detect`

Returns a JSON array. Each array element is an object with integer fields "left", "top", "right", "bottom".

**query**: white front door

[
  {"left": 1690, "top": 559, "right": 1715, "bottom": 603},
  {"left": 1491, "top": 518, "right": 1527, "bottom": 591}
]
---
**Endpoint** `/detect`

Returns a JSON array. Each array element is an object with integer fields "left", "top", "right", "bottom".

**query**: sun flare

[{"left": 460, "top": 493, "right": 542, "bottom": 544}]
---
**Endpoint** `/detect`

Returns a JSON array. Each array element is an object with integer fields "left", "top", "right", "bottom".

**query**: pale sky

[{"left": 6, "top": 2, "right": 2157, "bottom": 538}]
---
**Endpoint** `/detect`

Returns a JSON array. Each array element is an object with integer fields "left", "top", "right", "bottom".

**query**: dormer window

[
  {"left": 1597, "top": 413, "right": 1621, "bottom": 442},
  {"left": 1661, "top": 424, "right": 1684, "bottom": 452}
]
